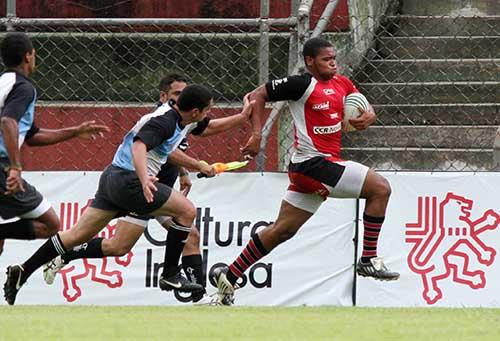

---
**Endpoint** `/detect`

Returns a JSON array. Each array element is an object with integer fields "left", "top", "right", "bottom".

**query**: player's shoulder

[
  {"left": 148, "top": 106, "right": 180, "bottom": 123},
  {"left": 332, "top": 74, "right": 354, "bottom": 86},
  {"left": 0, "top": 72, "right": 17, "bottom": 86},
  {"left": 270, "top": 73, "right": 311, "bottom": 88},
  {"left": 1, "top": 72, "right": 34, "bottom": 92}
]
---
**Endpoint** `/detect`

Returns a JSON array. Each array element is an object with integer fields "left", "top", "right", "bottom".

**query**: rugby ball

[{"left": 343, "top": 93, "right": 370, "bottom": 132}]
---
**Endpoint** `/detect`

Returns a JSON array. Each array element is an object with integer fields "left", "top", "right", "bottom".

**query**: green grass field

[{"left": 0, "top": 306, "right": 499, "bottom": 340}]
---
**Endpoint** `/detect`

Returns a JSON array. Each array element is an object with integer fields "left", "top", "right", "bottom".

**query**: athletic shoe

[
  {"left": 159, "top": 272, "right": 204, "bottom": 293},
  {"left": 43, "top": 256, "right": 65, "bottom": 285},
  {"left": 4, "top": 265, "right": 25, "bottom": 305},
  {"left": 356, "top": 257, "right": 400, "bottom": 281},
  {"left": 0, "top": 239, "right": 4, "bottom": 256},
  {"left": 211, "top": 266, "right": 235, "bottom": 306},
  {"left": 193, "top": 292, "right": 220, "bottom": 306}
]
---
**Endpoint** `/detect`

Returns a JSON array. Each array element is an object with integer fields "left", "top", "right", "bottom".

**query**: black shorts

[
  {"left": 157, "top": 162, "right": 179, "bottom": 187},
  {"left": 90, "top": 165, "right": 172, "bottom": 216},
  {"left": 0, "top": 158, "right": 44, "bottom": 219}
]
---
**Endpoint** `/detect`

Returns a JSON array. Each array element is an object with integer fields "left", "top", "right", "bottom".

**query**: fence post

[
  {"left": 259, "top": 0, "right": 270, "bottom": 85},
  {"left": 255, "top": 0, "right": 271, "bottom": 171},
  {"left": 352, "top": 199, "right": 360, "bottom": 306},
  {"left": 287, "top": 0, "right": 300, "bottom": 74},
  {"left": 6, "top": 0, "right": 16, "bottom": 31},
  {"left": 296, "top": 0, "right": 312, "bottom": 68},
  {"left": 277, "top": 0, "right": 312, "bottom": 170},
  {"left": 493, "top": 127, "right": 500, "bottom": 170}
]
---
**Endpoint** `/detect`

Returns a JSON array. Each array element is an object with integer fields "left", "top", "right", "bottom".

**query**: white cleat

[
  {"left": 43, "top": 255, "right": 65, "bottom": 285},
  {"left": 211, "top": 266, "right": 236, "bottom": 306}
]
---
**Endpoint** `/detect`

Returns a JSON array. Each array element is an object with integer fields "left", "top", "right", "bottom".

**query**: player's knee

[
  {"left": 39, "top": 212, "right": 60, "bottom": 237},
  {"left": 177, "top": 202, "right": 196, "bottom": 226},
  {"left": 377, "top": 177, "right": 391, "bottom": 199},
  {"left": 45, "top": 221, "right": 60, "bottom": 236}
]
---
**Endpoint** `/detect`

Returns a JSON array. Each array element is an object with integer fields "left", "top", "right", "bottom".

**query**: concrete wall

[{"left": 328, "top": 0, "right": 400, "bottom": 77}]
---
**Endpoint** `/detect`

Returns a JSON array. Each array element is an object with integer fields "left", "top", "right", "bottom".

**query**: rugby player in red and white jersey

[{"left": 212, "top": 37, "right": 399, "bottom": 305}]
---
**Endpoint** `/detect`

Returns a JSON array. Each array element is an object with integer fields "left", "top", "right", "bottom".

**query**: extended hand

[
  {"left": 5, "top": 169, "right": 24, "bottom": 195},
  {"left": 77, "top": 120, "right": 111, "bottom": 139},
  {"left": 241, "top": 134, "right": 261, "bottom": 158},
  {"left": 348, "top": 105, "right": 377, "bottom": 131},
  {"left": 241, "top": 93, "right": 255, "bottom": 119},
  {"left": 142, "top": 175, "right": 159, "bottom": 203},
  {"left": 199, "top": 162, "right": 216, "bottom": 178},
  {"left": 179, "top": 174, "right": 192, "bottom": 196}
]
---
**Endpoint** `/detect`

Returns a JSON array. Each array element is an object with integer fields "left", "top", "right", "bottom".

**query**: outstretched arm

[
  {"left": 241, "top": 84, "right": 268, "bottom": 158},
  {"left": 26, "top": 120, "right": 110, "bottom": 146},
  {"left": 198, "top": 94, "right": 254, "bottom": 137},
  {"left": 168, "top": 149, "right": 216, "bottom": 177}
]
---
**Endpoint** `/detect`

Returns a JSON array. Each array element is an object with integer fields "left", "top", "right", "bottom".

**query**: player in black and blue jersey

[
  {"left": 43, "top": 74, "right": 248, "bottom": 304},
  {"left": 4, "top": 82, "right": 253, "bottom": 305}
]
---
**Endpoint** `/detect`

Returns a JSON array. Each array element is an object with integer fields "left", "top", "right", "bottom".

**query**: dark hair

[
  {"left": 302, "top": 37, "right": 332, "bottom": 60},
  {"left": 1, "top": 32, "right": 34, "bottom": 68},
  {"left": 177, "top": 84, "right": 212, "bottom": 112},
  {"left": 159, "top": 73, "right": 188, "bottom": 92}
]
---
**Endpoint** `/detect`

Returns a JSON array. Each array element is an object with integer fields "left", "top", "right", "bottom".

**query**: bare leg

[
  {"left": 356, "top": 169, "right": 399, "bottom": 280},
  {"left": 360, "top": 169, "right": 391, "bottom": 217},
  {"left": 101, "top": 219, "right": 144, "bottom": 257},
  {"left": 258, "top": 200, "right": 314, "bottom": 251},
  {"left": 59, "top": 207, "right": 118, "bottom": 250},
  {"left": 182, "top": 228, "right": 200, "bottom": 256},
  {"left": 32, "top": 207, "right": 60, "bottom": 238},
  {"left": 227, "top": 200, "right": 314, "bottom": 284}
]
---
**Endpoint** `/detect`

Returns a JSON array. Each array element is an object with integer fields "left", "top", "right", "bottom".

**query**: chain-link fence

[
  {"left": 343, "top": 14, "right": 500, "bottom": 171},
  {"left": 2, "top": 2, "right": 499, "bottom": 172},
  {"left": 1, "top": 18, "right": 294, "bottom": 171}
]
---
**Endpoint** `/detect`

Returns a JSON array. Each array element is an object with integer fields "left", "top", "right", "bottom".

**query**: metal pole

[
  {"left": 352, "top": 199, "right": 360, "bottom": 307},
  {"left": 311, "top": 0, "right": 340, "bottom": 38},
  {"left": 493, "top": 127, "right": 500, "bottom": 170},
  {"left": 0, "top": 17, "right": 296, "bottom": 26},
  {"left": 257, "top": 0, "right": 314, "bottom": 171},
  {"left": 6, "top": 0, "right": 16, "bottom": 31},
  {"left": 258, "top": 0, "right": 270, "bottom": 85},
  {"left": 255, "top": 0, "right": 270, "bottom": 171},
  {"left": 296, "top": 0, "right": 312, "bottom": 68},
  {"left": 287, "top": 0, "right": 301, "bottom": 74}
]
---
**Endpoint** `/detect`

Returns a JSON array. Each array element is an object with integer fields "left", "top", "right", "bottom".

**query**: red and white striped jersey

[{"left": 266, "top": 73, "right": 358, "bottom": 163}]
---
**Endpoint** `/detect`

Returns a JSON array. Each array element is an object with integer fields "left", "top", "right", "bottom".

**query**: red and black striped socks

[
  {"left": 227, "top": 233, "right": 268, "bottom": 285},
  {"left": 360, "top": 214, "right": 385, "bottom": 264}
]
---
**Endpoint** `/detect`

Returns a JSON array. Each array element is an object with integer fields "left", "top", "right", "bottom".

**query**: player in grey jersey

[{"left": 43, "top": 74, "right": 250, "bottom": 304}]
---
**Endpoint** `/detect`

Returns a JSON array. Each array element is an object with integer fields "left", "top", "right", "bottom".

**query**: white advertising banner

[
  {"left": 0, "top": 172, "right": 356, "bottom": 306},
  {"left": 357, "top": 172, "right": 500, "bottom": 307}
]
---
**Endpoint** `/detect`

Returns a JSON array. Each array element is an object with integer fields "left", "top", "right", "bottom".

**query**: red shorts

[{"left": 285, "top": 157, "right": 369, "bottom": 213}]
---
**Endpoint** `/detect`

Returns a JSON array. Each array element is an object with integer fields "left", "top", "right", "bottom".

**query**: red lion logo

[
  {"left": 57, "top": 200, "right": 134, "bottom": 302},
  {"left": 405, "top": 192, "right": 500, "bottom": 304}
]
